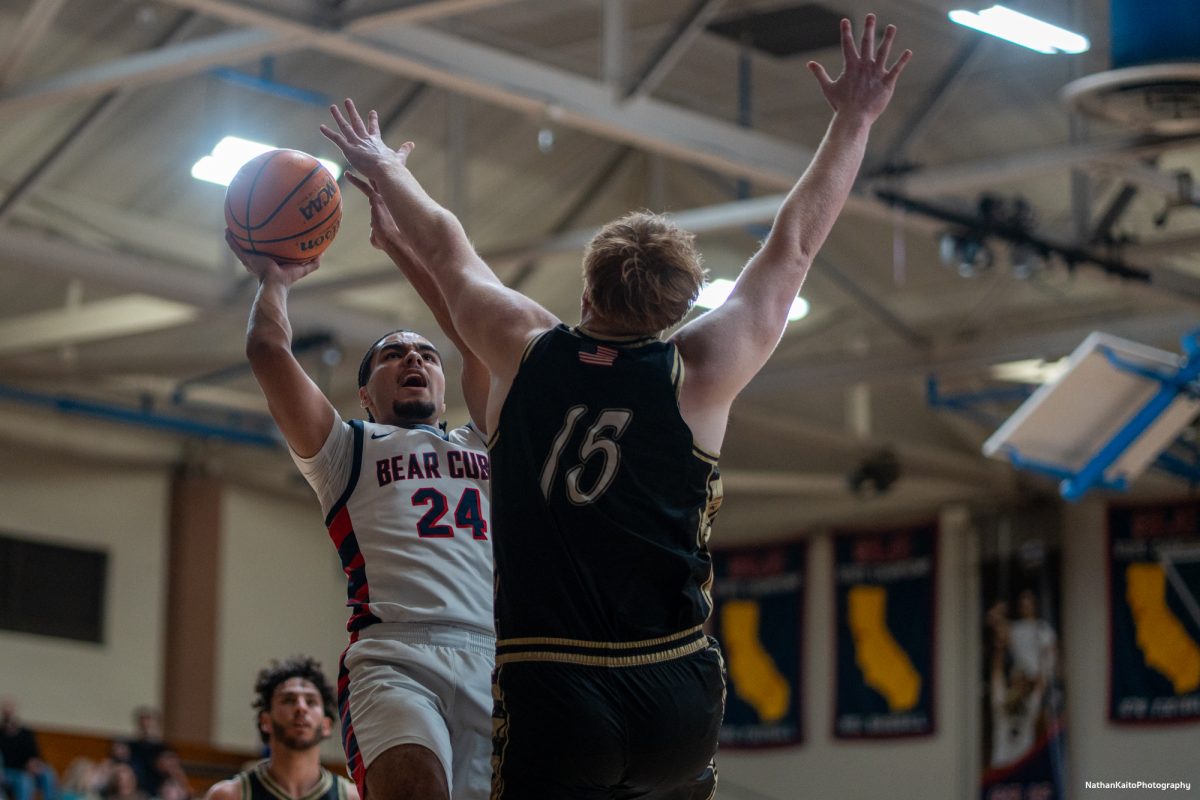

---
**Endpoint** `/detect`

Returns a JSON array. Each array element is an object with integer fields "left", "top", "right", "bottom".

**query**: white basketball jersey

[{"left": 293, "top": 416, "right": 493, "bottom": 635}]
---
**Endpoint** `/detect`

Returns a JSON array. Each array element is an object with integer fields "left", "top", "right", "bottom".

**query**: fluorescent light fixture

[
  {"left": 695, "top": 278, "right": 810, "bottom": 321},
  {"left": 191, "top": 136, "right": 343, "bottom": 186},
  {"left": 990, "top": 357, "right": 1070, "bottom": 384},
  {"left": 949, "top": 5, "right": 1089, "bottom": 54}
]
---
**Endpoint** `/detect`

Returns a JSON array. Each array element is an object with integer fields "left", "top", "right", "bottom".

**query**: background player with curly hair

[{"left": 206, "top": 657, "right": 356, "bottom": 800}]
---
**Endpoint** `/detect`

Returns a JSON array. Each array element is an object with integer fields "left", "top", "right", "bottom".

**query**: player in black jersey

[
  {"left": 205, "top": 657, "right": 357, "bottom": 800},
  {"left": 324, "top": 13, "right": 910, "bottom": 798}
]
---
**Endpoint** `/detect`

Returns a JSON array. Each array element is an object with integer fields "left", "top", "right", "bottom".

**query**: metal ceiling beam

[
  {"left": 0, "top": 27, "right": 307, "bottom": 114},
  {"left": 875, "top": 37, "right": 984, "bottom": 171},
  {"left": 297, "top": 189, "right": 826, "bottom": 297},
  {"left": 507, "top": 145, "right": 636, "bottom": 291},
  {"left": 1089, "top": 182, "right": 1139, "bottom": 243},
  {"left": 0, "top": 295, "right": 199, "bottom": 356},
  {"left": 2, "top": 228, "right": 227, "bottom": 306},
  {"left": 292, "top": 186, "right": 941, "bottom": 299},
  {"left": 10, "top": 1, "right": 1198, "bottom": 227},
  {"left": 0, "top": 405, "right": 184, "bottom": 466},
  {"left": 1092, "top": 159, "right": 1200, "bottom": 205},
  {"left": 341, "top": 0, "right": 521, "bottom": 30},
  {"left": 14, "top": 188, "right": 218, "bottom": 261},
  {"left": 317, "top": 27, "right": 811, "bottom": 189},
  {"left": 745, "top": 309, "right": 1200, "bottom": 394},
  {"left": 622, "top": 0, "right": 726, "bottom": 102},
  {"left": 0, "top": 0, "right": 70, "bottom": 87},
  {"left": 811, "top": 256, "right": 932, "bottom": 351},
  {"left": 602, "top": 0, "right": 625, "bottom": 88},
  {"left": 0, "top": 12, "right": 199, "bottom": 226},
  {"left": 728, "top": 409, "right": 1009, "bottom": 486},
  {"left": 872, "top": 133, "right": 1200, "bottom": 197},
  {"left": 0, "top": 228, "right": 397, "bottom": 345},
  {"left": 137, "top": 0, "right": 814, "bottom": 190},
  {"left": 1128, "top": 230, "right": 1200, "bottom": 259},
  {"left": 0, "top": 0, "right": 815, "bottom": 191},
  {"left": 719, "top": 470, "right": 986, "bottom": 496}
]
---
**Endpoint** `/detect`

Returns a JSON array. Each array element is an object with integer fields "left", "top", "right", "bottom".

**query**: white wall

[
  {"left": 0, "top": 447, "right": 169, "bottom": 733},
  {"left": 212, "top": 484, "right": 350, "bottom": 760},
  {"left": 0, "top": 443, "right": 348, "bottom": 765}
]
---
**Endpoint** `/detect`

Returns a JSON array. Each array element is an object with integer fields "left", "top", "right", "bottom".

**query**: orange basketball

[{"left": 224, "top": 149, "right": 342, "bottom": 263}]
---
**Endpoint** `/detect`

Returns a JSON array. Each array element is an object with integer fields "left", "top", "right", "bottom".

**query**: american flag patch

[{"left": 579, "top": 344, "right": 618, "bottom": 366}]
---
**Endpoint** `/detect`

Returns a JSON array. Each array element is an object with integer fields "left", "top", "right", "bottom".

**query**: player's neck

[
  {"left": 377, "top": 415, "right": 441, "bottom": 429},
  {"left": 263, "top": 747, "right": 323, "bottom": 799},
  {"left": 577, "top": 317, "right": 651, "bottom": 338}
]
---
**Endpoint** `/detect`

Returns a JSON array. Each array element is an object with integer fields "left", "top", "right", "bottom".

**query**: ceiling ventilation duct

[{"left": 1062, "top": 0, "right": 1200, "bottom": 134}]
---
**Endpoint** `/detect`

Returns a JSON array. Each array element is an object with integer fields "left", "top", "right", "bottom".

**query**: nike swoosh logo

[{"left": 370, "top": 431, "right": 395, "bottom": 440}]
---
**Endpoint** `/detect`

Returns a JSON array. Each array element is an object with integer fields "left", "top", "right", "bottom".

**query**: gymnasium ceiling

[{"left": 0, "top": 0, "right": 1197, "bottom": 536}]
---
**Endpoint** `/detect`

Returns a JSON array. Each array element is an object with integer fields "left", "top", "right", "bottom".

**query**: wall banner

[
  {"left": 833, "top": 522, "right": 936, "bottom": 739},
  {"left": 1109, "top": 500, "right": 1200, "bottom": 724},
  {"left": 978, "top": 508, "right": 1067, "bottom": 800},
  {"left": 711, "top": 541, "right": 806, "bottom": 748}
]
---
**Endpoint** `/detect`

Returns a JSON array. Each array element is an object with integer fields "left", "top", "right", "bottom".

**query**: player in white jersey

[{"left": 229, "top": 172, "right": 492, "bottom": 800}]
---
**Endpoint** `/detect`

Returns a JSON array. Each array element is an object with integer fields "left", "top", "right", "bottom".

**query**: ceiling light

[
  {"left": 1009, "top": 242, "right": 1043, "bottom": 279},
  {"left": 191, "top": 136, "right": 343, "bottom": 186},
  {"left": 695, "top": 278, "right": 810, "bottom": 321},
  {"left": 990, "top": 357, "right": 1070, "bottom": 384},
  {"left": 939, "top": 232, "right": 994, "bottom": 278},
  {"left": 948, "top": 5, "right": 1089, "bottom": 54}
]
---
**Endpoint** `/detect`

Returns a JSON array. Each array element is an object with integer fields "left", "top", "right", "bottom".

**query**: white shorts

[{"left": 339, "top": 622, "right": 494, "bottom": 800}]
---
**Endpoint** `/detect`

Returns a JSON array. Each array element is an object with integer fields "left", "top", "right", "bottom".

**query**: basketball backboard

[{"left": 983, "top": 330, "right": 1200, "bottom": 499}]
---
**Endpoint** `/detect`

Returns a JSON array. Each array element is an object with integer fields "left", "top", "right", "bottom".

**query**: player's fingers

[
  {"left": 318, "top": 124, "right": 348, "bottom": 151},
  {"left": 344, "top": 98, "right": 369, "bottom": 137},
  {"left": 876, "top": 24, "right": 896, "bottom": 68},
  {"left": 860, "top": 14, "right": 876, "bottom": 61},
  {"left": 839, "top": 18, "right": 857, "bottom": 62},
  {"left": 224, "top": 229, "right": 249, "bottom": 260},
  {"left": 396, "top": 141, "right": 415, "bottom": 162},
  {"left": 808, "top": 61, "right": 834, "bottom": 92},
  {"left": 344, "top": 172, "right": 373, "bottom": 197},
  {"left": 327, "top": 104, "right": 353, "bottom": 136},
  {"left": 368, "top": 108, "right": 381, "bottom": 137},
  {"left": 884, "top": 49, "right": 913, "bottom": 87}
]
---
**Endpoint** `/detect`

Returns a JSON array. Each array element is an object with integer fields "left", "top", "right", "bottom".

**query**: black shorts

[{"left": 491, "top": 638, "right": 725, "bottom": 800}]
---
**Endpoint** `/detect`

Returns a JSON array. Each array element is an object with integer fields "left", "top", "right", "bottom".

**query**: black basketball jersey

[
  {"left": 236, "top": 762, "right": 351, "bottom": 800},
  {"left": 490, "top": 324, "right": 723, "bottom": 652}
]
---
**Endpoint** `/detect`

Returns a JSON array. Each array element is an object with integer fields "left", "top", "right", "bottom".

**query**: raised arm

[
  {"left": 345, "top": 172, "right": 491, "bottom": 433},
  {"left": 673, "top": 15, "right": 910, "bottom": 443},
  {"left": 231, "top": 232, "right": 335, "bottom": 457},
  {"left": 321, "top": 102, "right": 558, "bottom": 392}
]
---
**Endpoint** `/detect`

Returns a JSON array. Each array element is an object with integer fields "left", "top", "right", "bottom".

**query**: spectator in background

[
  {"left": 1, "top": 698, "right": 57, "bottom": 800},
  {"left": 101, "top": 765, "right": 145, "bottom": 800},
  {"left": 110, "top": 709, "right": 168, "bottom": 798},
  {"left": 148, "top": 754, "right": 189, "bottom": 800},
  {"left": 59, "top": 758, "right": 111, "bottom": 800}
]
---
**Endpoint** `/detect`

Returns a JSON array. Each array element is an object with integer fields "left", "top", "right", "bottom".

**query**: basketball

[{"left": 224, "top": 149, "right": 342, "bottom": 262}]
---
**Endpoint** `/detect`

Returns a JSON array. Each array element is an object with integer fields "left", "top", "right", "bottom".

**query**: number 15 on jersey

[{"left": 540, "top": 405, "right": 634, "bottom": 505}]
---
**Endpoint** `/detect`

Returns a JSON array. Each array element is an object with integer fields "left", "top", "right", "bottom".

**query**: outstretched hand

[
  {"left": 808, "top": 14, "right": 911, "bottom": 124},
  {"left": 225, "top": 230, "right": 319, "bottom": 286},
  {"left": 320, "top": 98, "right": 413, "bottom": 182},
  {"left": 345, "top": 172, "right": 403, "bottom": 253}
]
